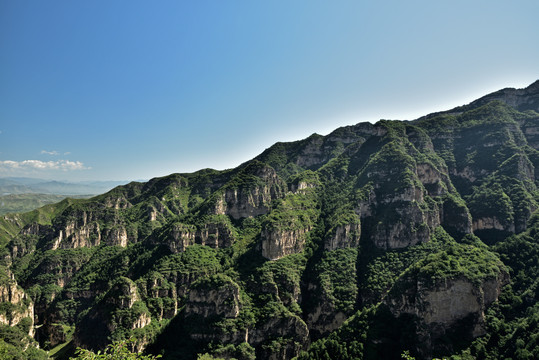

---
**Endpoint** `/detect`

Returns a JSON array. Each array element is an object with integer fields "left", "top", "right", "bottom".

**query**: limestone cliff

[
  {"left": 159, "top": 217, "right": 235, "bottom": 253},
  {"left": 385, "top": 265, "right": 509, "bottom": 357},
  {"left": 261, "top": 226, "right": 311, "bottom": 261},
  {"left": 74, "top": 277, "right": 152, "bottom": 351},
  {"left": 185, "top": 275, "right": 241, "bottom": 319},
  {"left": 212, "top": 163, "right": 286, "bottom": 220},
  {"left": 324, "top": 222, "right": 361, "bottom": 251},
  {"left": 0, "top": 267, "right": 34, "bottom": 335}
]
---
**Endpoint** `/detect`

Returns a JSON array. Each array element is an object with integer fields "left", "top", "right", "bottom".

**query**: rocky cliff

[
  {"left": 1, "top": 81, "right": 539, "bottom": 359},
  {"left": 0, "top": 267, "right": 34, "bottom": 333}
]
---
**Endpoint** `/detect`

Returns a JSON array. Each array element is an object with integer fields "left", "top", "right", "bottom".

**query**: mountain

[
  {"left": 0, "top": 178, "right": 130, "bottom": 196},
  {"left": 1, "top": 81, "right": 539, "bottom": 360},
  {"left": 0, "top": 194, "right": 92, "bottom": 217},
  {"left": 0, "top": 179, "right": 131, "bottom": 216}
]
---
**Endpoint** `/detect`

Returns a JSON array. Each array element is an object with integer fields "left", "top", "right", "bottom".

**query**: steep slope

[{"left": 1, "top": 81, "right": 539, "bottom": 360}]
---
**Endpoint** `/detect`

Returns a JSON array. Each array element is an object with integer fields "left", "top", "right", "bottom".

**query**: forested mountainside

[{"left": 1, "top": 81, "right": 539, "bottom": 360}]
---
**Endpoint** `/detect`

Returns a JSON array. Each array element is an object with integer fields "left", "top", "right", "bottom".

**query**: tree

[{"left": 70, "top": 339, "right": 161, "bottom": 360}]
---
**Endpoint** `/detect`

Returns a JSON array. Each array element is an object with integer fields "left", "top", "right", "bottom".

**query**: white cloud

[
  {"left": 41, "top": 150, "right": 60, "bottom": 156},
  {"left": 0, "top": 159, "right": 90, "bottom": 172}
]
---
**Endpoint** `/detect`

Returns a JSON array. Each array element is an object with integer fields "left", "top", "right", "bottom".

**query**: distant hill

[
  {"left": 0, "top": 178, "right": 131, "bottom": 215},
  {"left": 0, "top": 178, "right": 129, "bottom": 196},
  {"left": 0, "top": 193, "right": 91, "bottom": 216}
]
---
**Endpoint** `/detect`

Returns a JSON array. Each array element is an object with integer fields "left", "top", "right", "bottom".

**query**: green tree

[{"left": 70, "top": 338, "right": 161, "bottom": 360}]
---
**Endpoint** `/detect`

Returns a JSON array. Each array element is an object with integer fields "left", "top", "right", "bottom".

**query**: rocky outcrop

[
  {"left": 9, "top": 224, "right": 54, "bottom": 259},
  {"left": 521, "top": 119, "right": 539, "bottom": 150},
  {"left": 139, "top": 275, "right": 177, "bottom": 321},
  {"left": 213, "top": 165, "right": 286, "bottom": 220},
  {"left": 104, "top": 225, "right": 129, "bottom": 247},
  {"left": 416, "top": 163, "right": 449, "bottom": 196},
  {"left": 451, "top": 166, "right": 488, "bottom": 184},
  {"left": 324, "top": 223, "right": 361, "bottom": 251},
  {"left": 184, "top": 273, "right": 309, "bottom": 359},
  {"left": 103, "top": 196, "right": 132, "bottom": 209},
  {"left": 166, "top": 223, "right": 196, "bottom": 253},
  {"left": 183, "top": 275, "right": 247, "bottom": 346},
  {"left": 197, "top": 222, "right": 235, "bottom": 249},
  {"left": 251, "top": 314, "right": 310, "bottom": 360},
  {"left": 73, "top": 277, "right": 151, "bottom": 350},
  {"left": 52, "top": 211, "right": 102, "bottom": 250},
  {"left": 473, "top": 217, "right": 513, "bottom": 232},
  {"left": 370, "top": 196, "right": 441, "bottom": 250},
  {"left": 163, "top": 220, "right": 235, "bottom": 253},
  {"left": 290, "top": 180, "right": 318, "bottom": 194},
  {"left": 261, "top": 226, "right": 311, "bottom": 260},
  {"left": 185, "top": 276, "right": 241, "bottom": 319},
  {"left": 215, "top": 186, "right": 274, "bottom": 220},
  {"left": 0, "top": 268, "right": 34, "bottom": 336},
  {"left": 306, "top": 293, "right": 348, "bottom": 337},
  {"left": 385, "top": 271, "right": 509, "bottom": 357}
]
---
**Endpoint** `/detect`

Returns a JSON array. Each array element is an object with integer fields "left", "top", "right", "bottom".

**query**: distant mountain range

[
  {"left": 0, "top": 178, "right": 132, "bottom": 215},
  {"left": 0, "top": 177, "right": 130, "bottom": 196}
]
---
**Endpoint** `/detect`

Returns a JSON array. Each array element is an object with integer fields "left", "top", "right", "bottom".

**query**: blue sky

[{"left": 1, "top": 1, "right": 538, "bottom": 181}]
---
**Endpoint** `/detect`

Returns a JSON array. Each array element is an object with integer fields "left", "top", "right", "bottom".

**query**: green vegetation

[
  {"left": 0, "top": 322, "right": 48, "bottom": 360},
  {"left": 70, "top": 338, "right": 161, "bottom": 359},
  {"left": 0, "top": 194, "right": 91, "bottom": 216},
  {"left": 0, "top": 95, "right": 539, "bottom": 359}
]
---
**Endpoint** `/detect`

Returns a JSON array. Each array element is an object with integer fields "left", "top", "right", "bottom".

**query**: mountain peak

[{"left": 525, "top": 79, "right": 539, "bottom": 93}]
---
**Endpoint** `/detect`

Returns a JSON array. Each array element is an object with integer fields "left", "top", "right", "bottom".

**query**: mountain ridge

[
  {"left": 1, "top": 81, "right": 539, "bottom": 359},
  {"left": 418, "top": 80, "right": 539, "bottom": 120}
]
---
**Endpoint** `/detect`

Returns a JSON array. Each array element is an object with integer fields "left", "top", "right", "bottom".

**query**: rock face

[
  {"left": 261, "top": 226, "right": 311, "bottom": 260},
  {"left": 53, "top": 214, "right": 102, "bottom": 249},
  {"left": 324, "top": 222, "right": 361, "bottom": 251},
  {"left": 473, "top": 217, "right": 514, "bottom": 232},
  {"left": 360, "top": 180, "right": 442, "bottom": 250},
  {"left": 306, "top": 297, "right": 347, "bottom": 337},
  {"left": 73, "top": 277, "right": 152, "bottom": 350},
  {"left": 183, "top": 275, "right": 247, "bottom": 346},
  {"left": 250, "top": 314, "right": 310, "bottom": 360},
  {"left": 197, "top": 222, "right": 235, "bottom": 249},
  {"left": 441, "top": 195, "right": 473, "bottom": 238},
  {"left": 162, "top": 219, "right": 235, "bottom": 253},
  {"left": 213, "top": 164, "right": 286, "bottom": 220},
  {"left": 0, "top": 268, "right": 34, "bottom": 335},
  {"left": 370, "top": 201, "right": 440, "bottom": 249},
  {"left": 50, "top": 210, "right": 133, "bottom": 250},
  {"left": 166, "top": 223, "right": 196, "bottom": 253},
  {"left": 185, "top": 276, "right": 241, "bottom": 319},
  {"left": 385, "top": 271, "right": 510, "bottom": 357}
]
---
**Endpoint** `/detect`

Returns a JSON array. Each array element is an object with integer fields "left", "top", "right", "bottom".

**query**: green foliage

[
  {"left": 0, "top": 194, "right": 91, "bottom": 216},
  {"left": 154, "top": 245, "right": 223, "bottom": 279},
  {"left": 405, "top": 228, "right": 504, "bottom": 286},
  {"left": 196, "top": 354, "right": 225, "bottom": 360},
  {"left": 313, "top": 248, "right": 358, "bottom": 312},
  {"left": 1, "top": 93, "right": 539, "bottom": 360},
  {"left": 467, "top": 181, "right": 514, "bottom": 223},
  {"left": 0, "top": 323, "right": 48, "bottom": 360},
  {"left": 71, "top": 338, "right": 161, "bottom": 359},
  {"left": 263, "top": 191, "right": 319, "bottom": 232}
]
